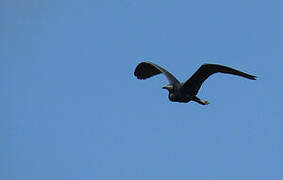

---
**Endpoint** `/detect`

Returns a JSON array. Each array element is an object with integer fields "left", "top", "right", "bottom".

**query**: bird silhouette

[{"left": 134, "top": 62, "right": 256, "bottom": 105}]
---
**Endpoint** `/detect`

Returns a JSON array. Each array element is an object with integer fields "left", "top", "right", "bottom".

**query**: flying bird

[{"left": 134, "top": 62, "right": 256, "bottom": 105}]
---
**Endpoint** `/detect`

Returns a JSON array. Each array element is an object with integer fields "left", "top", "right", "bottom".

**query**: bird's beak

[{"left": 162, "top": 85, "right": 173, "bottom": 90}]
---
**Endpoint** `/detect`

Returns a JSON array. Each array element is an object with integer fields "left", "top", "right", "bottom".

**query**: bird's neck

[{"left": 169, "top": 92, "right": 176, "bottom": 101}]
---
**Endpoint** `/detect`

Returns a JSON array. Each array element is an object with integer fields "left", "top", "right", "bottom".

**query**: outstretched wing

[
  {"left": 182, "top": 64, "right": 257, "bottom": 95},
  {"left": 134, "top": 62, "right": 180, "bottom": 85}
]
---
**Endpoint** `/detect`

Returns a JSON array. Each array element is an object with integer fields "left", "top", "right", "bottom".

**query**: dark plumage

[{"left": 134, "top": 62, "right": 256, "bottom": 105}]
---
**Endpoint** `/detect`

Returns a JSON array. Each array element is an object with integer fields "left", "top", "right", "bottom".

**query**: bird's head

[{"left": 162, "top": 84, "right": 174, "bottom": 92}]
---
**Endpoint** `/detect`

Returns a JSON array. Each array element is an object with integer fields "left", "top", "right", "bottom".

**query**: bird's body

[{"left": 134, "top": 62, "right": 256, "bottom": 105}]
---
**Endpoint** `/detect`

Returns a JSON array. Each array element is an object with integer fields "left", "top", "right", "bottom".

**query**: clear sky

[{"left": 1, "top": 0, "right": 283, "bottom": 179}]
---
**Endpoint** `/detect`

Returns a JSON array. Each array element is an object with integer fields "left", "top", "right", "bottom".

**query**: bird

[{"left": 134, "top": 62, "right": 256, "bottom": 105}]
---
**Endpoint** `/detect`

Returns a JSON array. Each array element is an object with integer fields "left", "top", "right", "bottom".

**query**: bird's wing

[
  {"left": 182, "top": 64, "right": 257, "bottom": 95},
  {"left": 134, "top": 62, "right": 180, "bottom": 85}
]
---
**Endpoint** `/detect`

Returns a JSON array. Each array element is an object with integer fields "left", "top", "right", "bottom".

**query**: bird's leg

[{"left": 192, "top": 96, "right": 210, "bottom": 105}]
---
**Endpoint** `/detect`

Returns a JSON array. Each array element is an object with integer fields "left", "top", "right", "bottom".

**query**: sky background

[{"left": 1, "top": 0, "right": 283, "bottom": 179}]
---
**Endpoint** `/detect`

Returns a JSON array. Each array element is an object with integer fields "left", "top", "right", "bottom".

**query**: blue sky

[{"left": 1, "top": 0, "right": 283, "bottom": 179}]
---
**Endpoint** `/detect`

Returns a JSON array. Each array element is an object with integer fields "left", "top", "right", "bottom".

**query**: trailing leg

[{"left": 192, "top": 96, "right": 210, "bottom": 105}]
